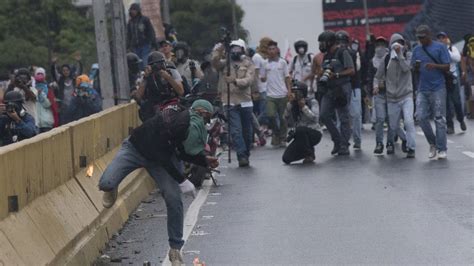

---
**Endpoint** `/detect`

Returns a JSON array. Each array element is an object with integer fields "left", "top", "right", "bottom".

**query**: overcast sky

[{"left": 237, "top": 0, "right": 324, "bottom": 55}]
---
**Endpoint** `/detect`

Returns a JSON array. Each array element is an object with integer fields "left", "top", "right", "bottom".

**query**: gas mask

[
  {"left": 175, "top": 49, "right": 186, "bottom": 63},
  {"left": 230, "top": 46, "right": 244, "bottom": 61},
  {"left": 319, "top": 42, "right": 328, "bottom": 53}
]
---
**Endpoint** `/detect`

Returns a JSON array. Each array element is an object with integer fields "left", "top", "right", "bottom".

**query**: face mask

[
  {"left": 297, "top": 47, "right": 306, "bottom": 55},
  {"left": 375, "top": 47, "right": 386, "bottom": 57},
  {"left": 231, "top": 52, "right": 243, "bottom": 61},
  {"left": 35, "top": 74, "right": 45, "bottom": 83},
  {"left": 351, "top": 43, "right": 359, "bottom": 51}
]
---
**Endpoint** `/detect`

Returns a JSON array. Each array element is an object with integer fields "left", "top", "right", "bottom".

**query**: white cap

[{"left": 230, "top": 39, "right": 246, "bottom": 50}]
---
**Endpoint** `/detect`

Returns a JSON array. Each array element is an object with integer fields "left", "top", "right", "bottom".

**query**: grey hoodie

[{"left": 375, "top": 33, "right": 412, "bottom": 102}]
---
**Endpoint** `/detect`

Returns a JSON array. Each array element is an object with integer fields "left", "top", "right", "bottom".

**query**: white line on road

[
  {"left": 162, "top": 179, "right": 213, "bottom": 266},
  {"left": 447, "top": 139, "right": 454, "bottom": 144},
  {"left": 416, "top": 131, "right": 424, "bottom": 136},
  {"left": 462, "top": 151, "right": 474, "bottom": 158}
]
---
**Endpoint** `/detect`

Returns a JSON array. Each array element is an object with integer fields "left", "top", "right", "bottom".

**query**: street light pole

[{"left": 362, "top": 0, "right": 370, "bottom": 39}]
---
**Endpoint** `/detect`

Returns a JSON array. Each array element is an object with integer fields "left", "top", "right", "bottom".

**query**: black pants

[
  {"left": 446, "top": 83, "right": 464, "bottom": 129},
  {"left": 282, "top": 127, "right": 322, "bottom": 164}
]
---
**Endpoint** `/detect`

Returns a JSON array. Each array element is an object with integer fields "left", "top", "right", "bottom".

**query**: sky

[{"left": 237, "top": 0, "right": 324, "bottom": 55}]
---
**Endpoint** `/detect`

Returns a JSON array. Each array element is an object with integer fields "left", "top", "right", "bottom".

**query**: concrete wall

[{"left": 0, "top": 103, "right": 155, "bottom": 265}]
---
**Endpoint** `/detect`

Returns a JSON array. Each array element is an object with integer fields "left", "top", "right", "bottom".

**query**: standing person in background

[
  {"left": 212, "top": 39, "right": 255, "bottom": 167},
  {"left": 174, "top": 41, "right": 204, "bottom": 93},
  {"left": 261, "top": 40, "right": 292, "bottom": 148},
  {"left": 51, "top": 64, "right": 76, "bottom": 125},
  {"left": 126, "top": 3, "right": 157, "bottom": 70},
  {"left": 159, "top": 40, "right": 174, "bottom": 64},
  {"left": 437, "top": 32, "right": 467, "bottom": 134},
  {"left": 34, "top": 68, "right": 58, "bottom": 132},
  {"left": 8, "top": 68, "right": 38, "bottom": 127},
  {"left": 252, "top": 37, "right": 272, "bottom": 131},
  {"left": 290, "top": 39, "right": 314, "bottom": 95},
  {"left": 411, "top": 25, "right": 451, "bottom": 160}
]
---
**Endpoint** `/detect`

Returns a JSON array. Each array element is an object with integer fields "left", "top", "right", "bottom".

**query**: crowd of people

[{"left": 2, "top": 3, "right": 474, "bottom": 264}]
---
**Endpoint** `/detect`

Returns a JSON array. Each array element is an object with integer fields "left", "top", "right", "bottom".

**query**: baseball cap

[
  {"left": 436, "top": 31, "right": 448, "bottom": 39},
  {"left": 415, "top": 25, "right": 431, "bottom": 38}
]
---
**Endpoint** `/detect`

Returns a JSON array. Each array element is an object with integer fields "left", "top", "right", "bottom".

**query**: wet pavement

[{"left": 97, "top": 120, "right": 474, "bottom": 265}]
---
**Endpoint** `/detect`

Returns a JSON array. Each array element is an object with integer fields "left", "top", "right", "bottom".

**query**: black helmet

[
  {"left": 147, "top": 51, "right": 166, "bottom": 65},
  {"left": 127, "top": 52, "right": 142, "bottom": 67},
  {"left": 294, "top": 40, "right": 308, "bottom": 50},
  {"left": 4, "top": 91, "right": 25, "bottom": 104},
  {"left": 335, "top": 30, "right": 350, "bottom": 44},
  {"left": 14, "top": 68, "right": 31, "bottom": 87},
  {"left": 318, "top": 31, "right": 336, "bottom": 52}
]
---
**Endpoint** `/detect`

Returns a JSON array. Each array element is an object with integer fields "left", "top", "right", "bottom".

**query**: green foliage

[
  {"left": 0, "top": 0, "right": 96, "bottom": 79},
  {"left": 170, "top": 0, "right": 248, "bottom": 59}
]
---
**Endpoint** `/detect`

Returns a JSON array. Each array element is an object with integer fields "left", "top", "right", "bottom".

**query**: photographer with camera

[
  {"left": 6, "top": 68, "right": 38, "bottom": 127},
  {"left": 0, "top": 91, "right": 37, "bottom": 146},
  {"left": 134, "top": 51, "right": 184, "bottom": 122},
  {"left": 212, "top": 39, "right": 255, "bottom": 167},
  {"left": 317, "top": 31, "right": 355, "bottom": 156},
  {"left": 174, "top": 41, "right": 204, "bottom": 94},
  {"left": 282, "top": 80, "right": 322, "bottom": 164}
]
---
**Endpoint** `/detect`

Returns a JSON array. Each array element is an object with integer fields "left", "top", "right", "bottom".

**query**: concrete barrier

[{"left": 0, "top": 103, "right": 154, "bottom": 265}]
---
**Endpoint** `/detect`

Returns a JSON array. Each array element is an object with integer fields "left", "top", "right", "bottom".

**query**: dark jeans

[
  {"left": 98, "top": 139, "right": 184, "bottom": 249},
  {"left": 320, "top": 84, "right": 352, "bottom": 147},
  {"left": 226, "top": 105, "right": 253, "bottom": 159},
  {"left": 132, "top": 43, "right": 151, "bottom": 71},
  {"left": 282, "top": 127, "right": 322, "bottom": 164},
  {"left": 446, "top": 82, "right": 464, "bottom": 129}
]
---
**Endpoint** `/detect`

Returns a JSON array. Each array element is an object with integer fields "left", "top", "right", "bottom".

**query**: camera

[
  {"left": 291, "top": 79, "right": 308, "bottom": 101},
  {"left": 319, "top": 67, "right": 333, "bottom": 84},
  {"left": 286, "top": 129, "right": 296, "bottom": 142},
  {"left": 151, "top": 61, "right": 167, "bottom": 72}
]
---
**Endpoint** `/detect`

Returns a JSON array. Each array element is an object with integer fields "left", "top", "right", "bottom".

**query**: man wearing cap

[
  {"left": 411, "top": 25, "right": 451, "bottom": 160},
  {"left": 127, "top": 3, "right": 157, "bottom": 70},
  {"left": 212, "top": 39, "right": 255, "bottom": 167},
  {"left": 98, "top": 99, "right": 218, "bottom": 265},
  {"left": 437, "top": 32, "right": 467, "bottom": 134},
  {"left": 159, "top": 40, "right": 175, "bottom": 63}
]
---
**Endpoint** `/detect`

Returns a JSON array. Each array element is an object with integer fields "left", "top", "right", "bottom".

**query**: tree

[
  {"left": 169, "top": 0, "right": 248, "bottom": 59},
  {"left": 0, "top": 0, "right": 96, "bottom": 79}
]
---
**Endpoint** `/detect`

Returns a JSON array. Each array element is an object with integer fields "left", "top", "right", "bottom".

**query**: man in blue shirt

[{"left": 411, "top": 25, "right": 451, "bottom": 160}]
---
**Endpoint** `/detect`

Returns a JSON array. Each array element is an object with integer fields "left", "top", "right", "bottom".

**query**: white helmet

[{"left": 230, "top": 39, "right": 246, "bottom": 50}]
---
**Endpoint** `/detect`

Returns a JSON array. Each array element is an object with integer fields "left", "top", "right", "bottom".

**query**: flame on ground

[{"left": 86, "top": 165, "right": 94, "bottom": 177}]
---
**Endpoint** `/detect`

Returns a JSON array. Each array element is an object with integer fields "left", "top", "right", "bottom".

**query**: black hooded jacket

[{"left": 126, "top": 4, "right": 157, "bottom": 50}]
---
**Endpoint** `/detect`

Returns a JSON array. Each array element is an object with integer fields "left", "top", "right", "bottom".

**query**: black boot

[
  {"left": 374, "top": 142, "right": 384, "bottom": 155},
  {"left": 338, "top": 145, "right": 350, "bottom": 156},
  {"left": 331, "top": 142, "right": 340, "bottom": 155},
  {"left": 386, "top": 142, "right": 395, "bottom": 155}
]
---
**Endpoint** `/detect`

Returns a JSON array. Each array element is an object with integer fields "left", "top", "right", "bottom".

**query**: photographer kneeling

[
  {"left": 0, "top": 91, "right": 37, "bottom": 146},
  {"left": 282, "top": 81, "right": 322, "bottom": 164}
]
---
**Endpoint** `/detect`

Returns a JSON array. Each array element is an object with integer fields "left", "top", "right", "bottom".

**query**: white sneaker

[
  {"left": 437, "top": 150, "right": 447, "bottom": 159},
  {"left": 428, "top": 145, "right": 437, "bottom": 160},
  {"left": 169, "top": 248, "right": 183, "bottom": 266},
  {"left": 102, "top": 187, "right": 118, "bottom": 208},
  {"left": 179, "top": 179, "right": 196, "bottom": 195}
]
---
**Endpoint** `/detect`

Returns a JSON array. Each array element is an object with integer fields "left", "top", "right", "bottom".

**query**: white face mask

[
  {"left": 375, "top": 47, "right": 386, "bottom": 57},
  {"left": 351, "top": 43, "right": 359, "bottom": 51},
  {"left": 298, "top": 47, "right": 306, "bottom": 55}
]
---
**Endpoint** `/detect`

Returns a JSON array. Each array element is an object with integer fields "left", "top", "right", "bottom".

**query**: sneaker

[
  {"left": 447, "top": 127, "right": 455, "bottom": 134},
  {"left": 168, "top": 249, "right": 183, "bottom": 266},
  {"left": 238, "top": 157, "right": 250, "bottom": 167},
  {"left": 438, "top": 150, "right": 447, "bottom": 159},
  {"left": 406, "top": 148, "right": 415, "bottom": 158},
  {"left": 331, "top": 143, "right": 340, "bottom": 155},
  {"left": 373, "top": 142, "right": 384, "bottom": 156},
  {"left": 401, "top": 140, "right": 408, "bottom": 153},
  {"left": 353, "top": 143, "right": 361, "bottom": 150},
  {"left": 386, "top": 142, "right": 395, "bottom": 155},
  {"left": 460, "top": 120, "right": 467, "bottom": 131},
  {"left": 102, "top": 187, "right": 118, "bottom": 208},
  {"left": 429, "top": 145, "right": 437, "bottom": 159},
  {"left": 338, "top": 145, "right": 350, "bottom": 156},
  {"left": 179, "top": 179, "right": 196, "bottom": 195}
]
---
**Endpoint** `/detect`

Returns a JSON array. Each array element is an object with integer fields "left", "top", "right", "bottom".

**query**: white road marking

[
  {"left": 447, "top": 139, "right": 454, "bottom": 144},
  {"left": 462, "top": 151, "right": 474, "bottom": 158},
  {"left": 416, "top": 131, "right": 424, "bottom": 136},
  {"left": 162, "top": 179, "right": 213, "bottom": 266}
]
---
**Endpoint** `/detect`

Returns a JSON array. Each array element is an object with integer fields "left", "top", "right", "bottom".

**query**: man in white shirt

[
  {"left": 290, "top": 39, "right": 314, "bottom": 92},
  {"left": 437, "top": 32, "right": 467, "bottom": 134},
  {"left": 252, "top": 37, "right": 272, "bottom": 127},
  {"left": 261, "top": 40, "right": 292, "bottom": 147}
]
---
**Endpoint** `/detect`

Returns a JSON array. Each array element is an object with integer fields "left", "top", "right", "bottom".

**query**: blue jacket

[
  {"left": 61, "top": 89, "right": 103, "bottom": 124},
  {"left": 0, "top": 113, "right": 37, "bottom": 146}
]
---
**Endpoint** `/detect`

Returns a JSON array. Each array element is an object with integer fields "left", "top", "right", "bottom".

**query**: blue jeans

[
  {"left": 133, "top": 44, "right": 151, "bottom": 70},
  {"left": 350, "top": 88, "right": 362, "bottom": 145},
  {"left": 374, "top": 94, "right": 406, "bottom": 144},
  {"left": 256, "top": 92, "right": 268, "bottom": 126},
  {"left": 226, "top": 105, "right": 254, "bottom": 159},
  {"left": 387, "top": 96, "right": 416, "bottom": 150},
  {"left": 98, "top": 139, "right": 184, "bottom": 249},
  {"left": 416, "top": 88, "right": 447, "bottom": 151}
]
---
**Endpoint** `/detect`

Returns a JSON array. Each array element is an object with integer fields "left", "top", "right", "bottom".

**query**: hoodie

[
  {"left": 374, "top": 33, "right": 413, "bottom": 102},
  {"left": 126, "top": 4, "right": 157, "bottom": 50}
]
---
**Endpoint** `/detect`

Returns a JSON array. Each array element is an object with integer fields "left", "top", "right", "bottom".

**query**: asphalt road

[{"left": 97, "top": 120, "right": 474, "bottom": 265}]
